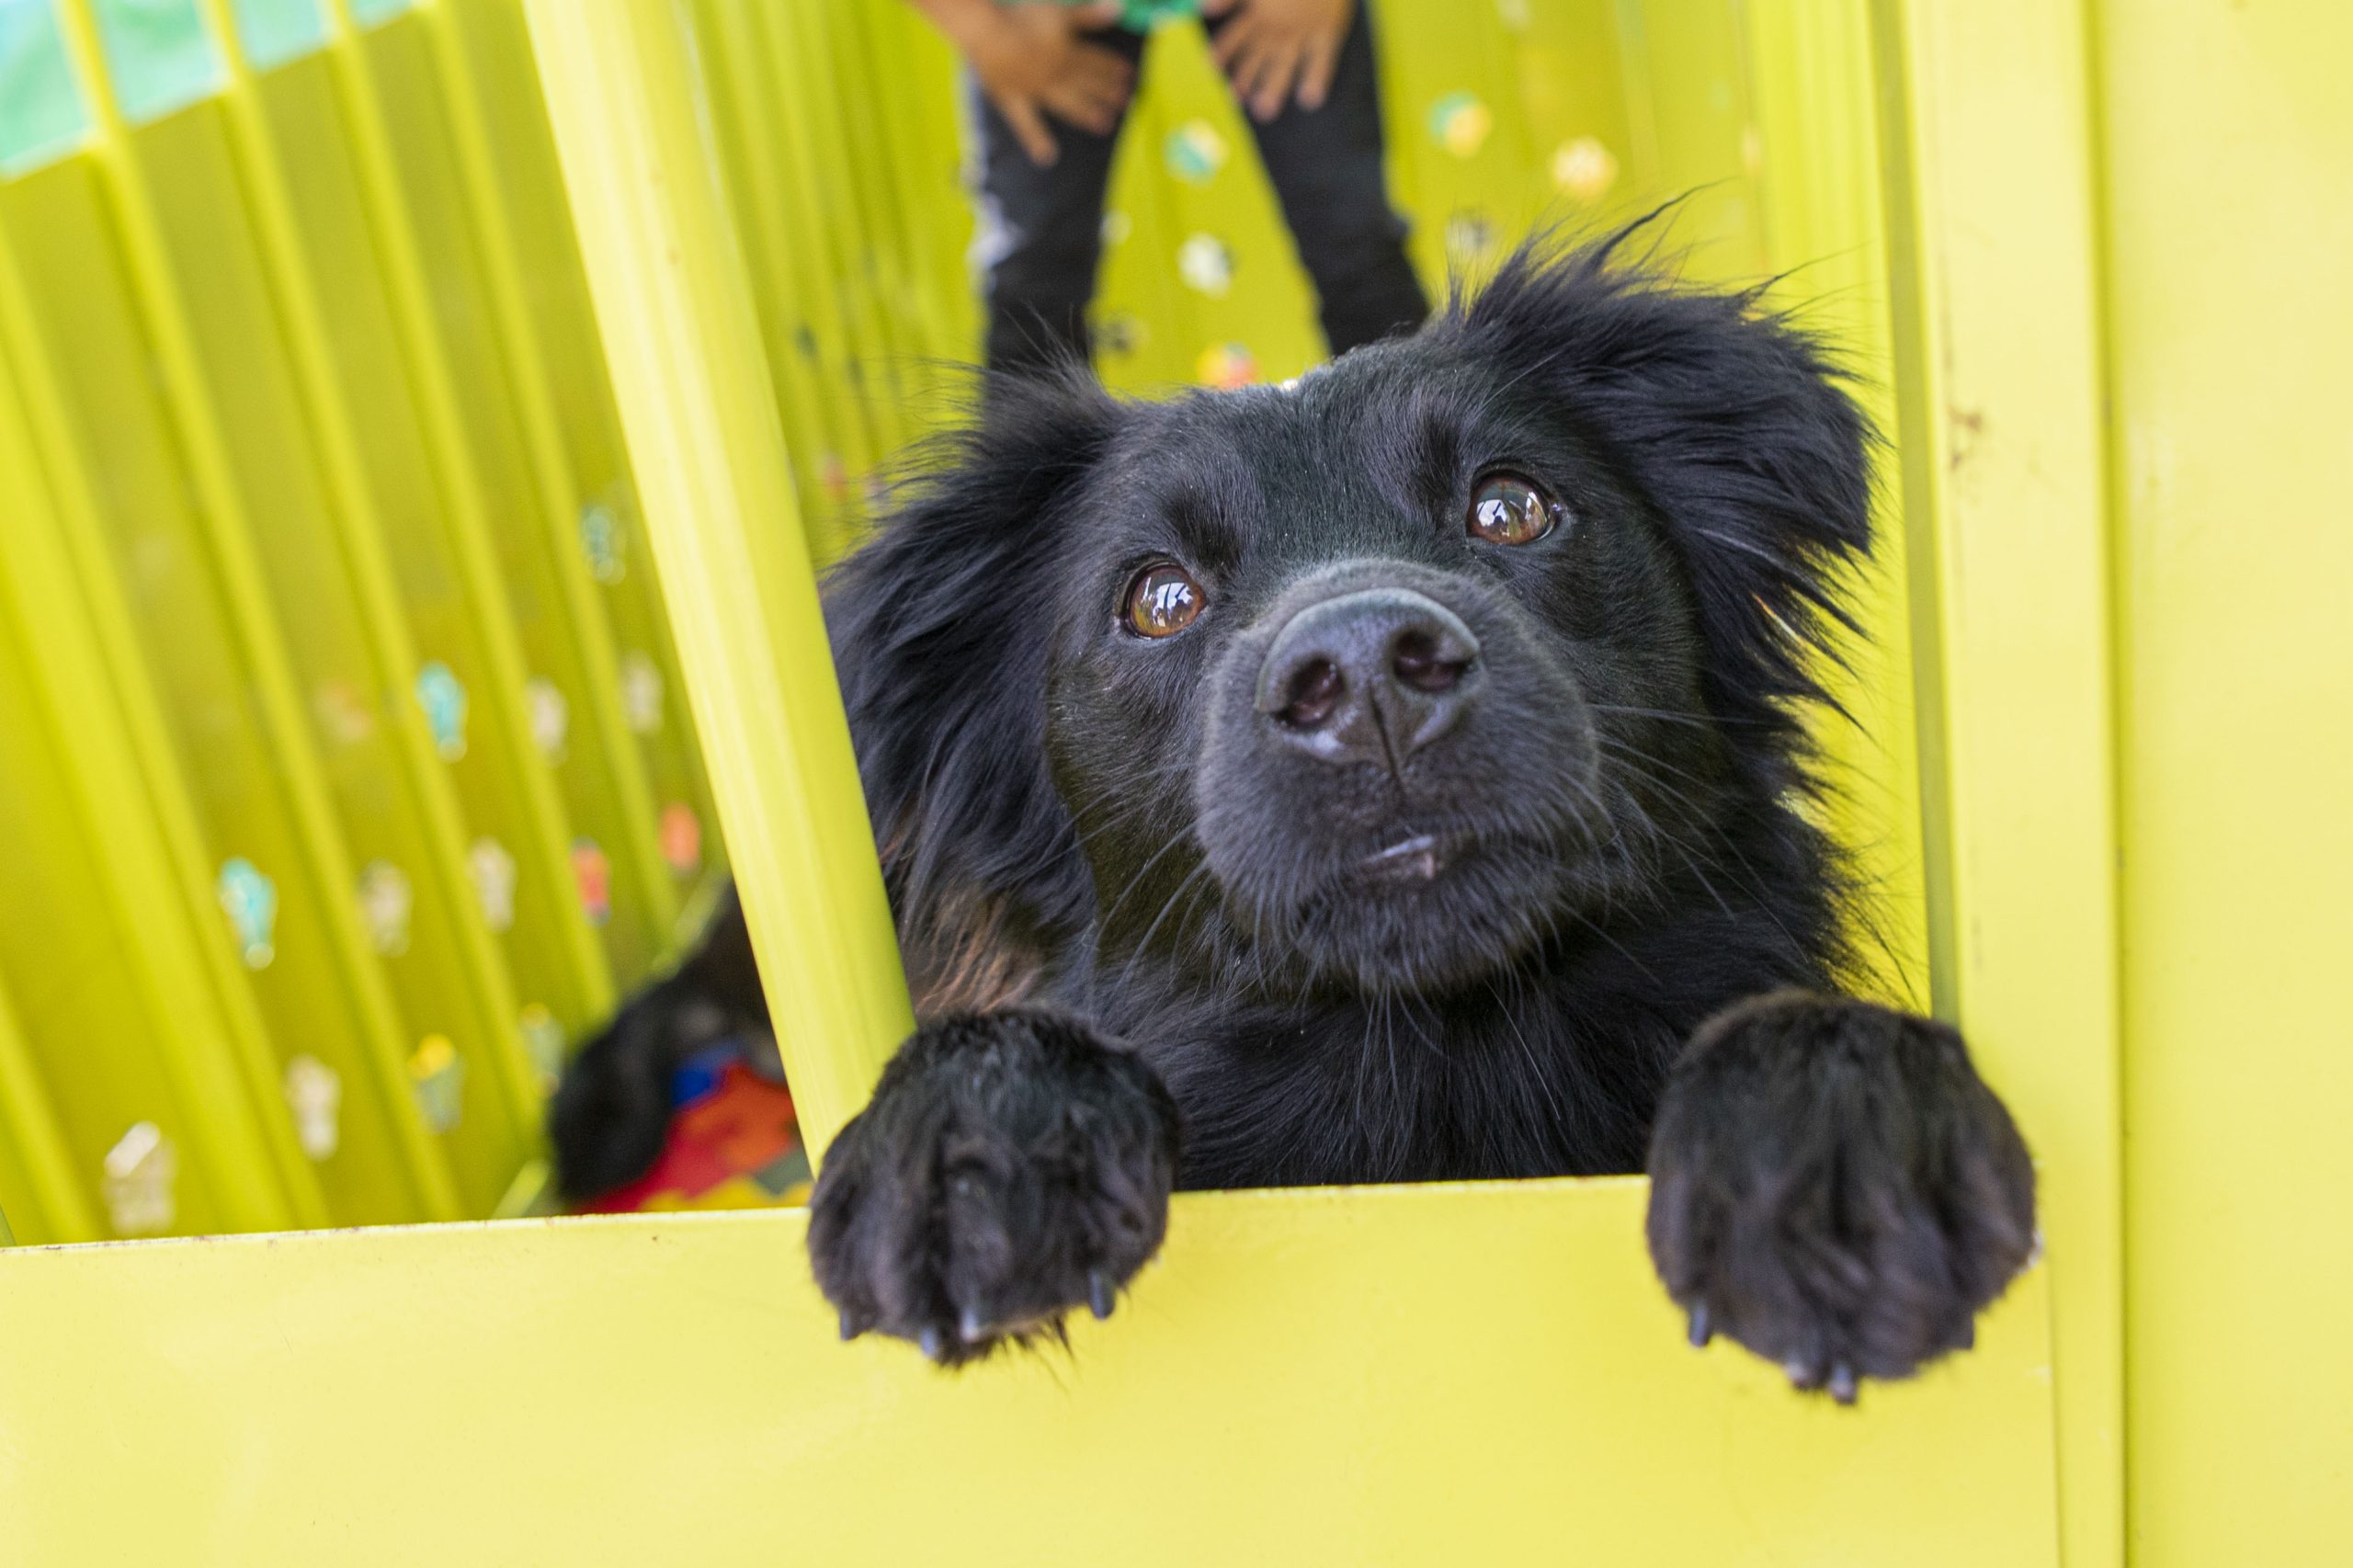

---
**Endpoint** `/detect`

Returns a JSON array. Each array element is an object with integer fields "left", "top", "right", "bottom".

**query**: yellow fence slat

[
  {"left": 30, "top": 0, "right": 472, "bottom": 1221},
  {"left": 523, "top": 0, "right": 913, "bottom": 1158},
  {"left": 0, "top": 1185, "right": 2060, "bottom": 1566},
  {"left": 210, "top": 4, "right": 617, "bottom": 1053},
  {"left": 55, "top": 0, "right": 547, "bottom": 1208},
  {"left": 687, "top": 0, "right": 858, "bottom": 551},
  {"left": 172, "top": 0, "right": 555, "bottom": 1153},
  {"left": 1873, "top": 0, "right": 2123, "bottom": 1562},
  {"left": 0, "top": 916, "right": 98, "bottom": 1249},
  {"left": 2097, "top": 4, "right": 2353, "bottom": 1562},
  {"left": 320, "top": 0, "right": 680, "bottom": 968}
]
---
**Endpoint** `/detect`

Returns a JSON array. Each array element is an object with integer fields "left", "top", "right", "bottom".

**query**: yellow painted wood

[
  {"left": 523, "top": 0, "right": 913, "bottom": 1158},
  {"left": 0, "top": 1182, "right": 2058, "bottom": 1565},
  {"left": 25, "top": 3, "right": 476, "bottom": 1222},
  {"left": 190, "top": 0, "right": 617, "bottom": 1049},
  {"left": 0, "top": 958, "right": 95, "bottom": 1246},
  {"left": 0, "top": 234, "right": 320, "bottom": 1237},
  {"left": 1745, "top": 0, "right": 1928, "bottom": 1008},
  {"left": 2090, "top": 4, "right": 2353, "bottom": 1563},
  {"left": 173, "top": 0, "right": 552, "bottom": 1155},
  {"left": 0, "top": 195, "right": 448, "bottom": 1225},
  {"left": 327, "top": 0, "right": 681, "bottom": 958},
  {"left": 1872, "top": 1, "right": 2122, "bottom": 1562}
]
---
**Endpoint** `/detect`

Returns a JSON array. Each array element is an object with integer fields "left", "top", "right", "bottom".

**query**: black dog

[{"left": 553, "top": 230, "right": 2035, "bottom": 1402}]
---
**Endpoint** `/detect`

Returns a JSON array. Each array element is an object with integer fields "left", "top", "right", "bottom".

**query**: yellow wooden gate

[{"left": 3, "top": 0, "right": 2348, "bottom": 1563}]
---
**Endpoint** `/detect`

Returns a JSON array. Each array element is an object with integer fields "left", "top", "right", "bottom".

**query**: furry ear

[
  {"left": 1444, "top": 226, "right": 1874, "bottom": 740},
  {"left": 822, "top": 371, "right": 1122, "bottom": 1012}
]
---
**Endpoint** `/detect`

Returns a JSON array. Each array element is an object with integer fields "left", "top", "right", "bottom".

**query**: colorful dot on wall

[
  {"left": 1428, "top": 91, "right": 1493, "bottom": 159},
  {"left": 526, "top": 676, "right": 570, "bottom": 764},
  {"left": 1195, "top": 342, "right": 1259, "bottom": 391},
  {"left": 579, "top": 503, "right": 628, "bottom": 585},
  {"left": 408, "top": 1035, "right": 465, "bottom": 1134},
  {"left": 820, "top": 452, "right": 851, "bottom": 502},
  {"left": 414, "top": 661, "right": 469, "bottom": 762},
  {"left": 468, "top": 836, "right": 517, "bottom": 933},
  {"left": 1100, "top": 210, "right": 1133, "bottom": 246},
  {"left": 101, "top": 1121, "right": 178, "bottom": 1236},
  {"left": 1164, "top": 119, "right": 1228, "bottom": 185},
  {"left": 1494, "top": 0, "right": 1530, "bottom": 30},
  {"left": 1177, "top": 233, "right": 1234, "bottom": 298},
  {"left": 283, "top": 1055, "right": 343, "bottom": 1162},
  {"left": 1551, "top": 136, "right": 1620, "bottom": 203},
  {"left": 572, "top": 838, "right": 612, "bottom": 927},
  {"left": 312, "top": 681, "right": 377, "bottom": 746},
  {"left": 355, "top": 860, "right": 413, "bottom": 958},
  {"left": 619, "top": 652, "right": 665, "bottom": 736},
  {"left": 659, "top": 801, "right": 703, "bottom": 875},
  {"left": 517, "top": 1004, "right": 566, "bottom": 1095},
  {"left": 216, "top": 856, "right": 278, "bottom": 971}
]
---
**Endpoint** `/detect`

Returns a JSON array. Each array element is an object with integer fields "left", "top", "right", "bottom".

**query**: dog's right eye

[{"left": 1122, "top": 562, "right": 1206, "bottom": 639}]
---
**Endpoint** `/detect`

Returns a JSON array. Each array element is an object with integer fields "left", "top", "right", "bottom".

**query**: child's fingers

[
  {"left": 1236, "top": 40, "right": 1296, "bottom": 120},
  {"left": 1211, "top": 12, "right": 1257, "bottom": 70},
  {"left": 1046, "top": 78, "right": 1123, "bottom": 134},
  {"left": 1070, "top": 42, "right": 1136, "bottom": 97},
  {"left": 1001, "top": 96, "right": 1061, "bottom": 165},
  {"left": 1071, "top": 0, "right": 1127, "bottom": 25},
  {"left": 1297, "top": 33, "right": 1338, "bottom": 110}
]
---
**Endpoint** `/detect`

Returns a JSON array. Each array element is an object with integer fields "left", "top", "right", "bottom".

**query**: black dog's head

[{"left": 827, "top": 233, "right": 1870, "bottom": 1015}]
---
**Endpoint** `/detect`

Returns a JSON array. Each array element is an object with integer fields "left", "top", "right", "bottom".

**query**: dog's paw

[
  {"left": 807, "top": 1010, "right": 1180, "bottom": 1366},
  {"left": 1644, "top": 990, "right": 2036, "bottom": 1403}
]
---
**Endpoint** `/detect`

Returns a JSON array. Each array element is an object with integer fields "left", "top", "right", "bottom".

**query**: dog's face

[
  {"left": 827, "top": 240, "right": 1870, "bottom": 1012},
  {"left": 1041, "top": 353, "right": 1712, "bottom": 994}
]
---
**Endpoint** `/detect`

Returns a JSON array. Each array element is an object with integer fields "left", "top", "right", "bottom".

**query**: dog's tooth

[
  {"left": 958, "top": 1306, "right": 989, "bottom": 1344},
  {"left": 919, "top": 1325, "right": 947, "bottom": 1362}
]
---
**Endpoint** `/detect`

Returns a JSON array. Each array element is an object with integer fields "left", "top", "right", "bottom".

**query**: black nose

[{"left": 1255, "top": 587, "right": 1482, "bottom": 768}]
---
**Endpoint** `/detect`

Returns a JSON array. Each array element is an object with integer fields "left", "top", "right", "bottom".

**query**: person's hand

[
  {"left": 1200, "top": 0, "right": 1353, "bottom": 121},
  {"left": 961, "top": 1, "right": 1135, "bottom": 165}
]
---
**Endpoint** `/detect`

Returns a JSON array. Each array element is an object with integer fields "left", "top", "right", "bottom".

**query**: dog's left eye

[
  {"left": 1467, "top": 472, "right": 1564, "bottom": 546},
  {"left": 1122, "top": 562, "right": 1206, "bottom": 639}
]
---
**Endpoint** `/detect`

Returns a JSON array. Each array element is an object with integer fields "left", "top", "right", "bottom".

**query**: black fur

[
  {"left": 552, "top": 228, "right": 2035, "bottom": 1398},
  {"left": 547, "top": 891, "right": 770, "bottom": 1202}
]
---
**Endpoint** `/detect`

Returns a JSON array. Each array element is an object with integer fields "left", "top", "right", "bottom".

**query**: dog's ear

[
  {"left": 1449, "top": 228, "right": 1873, "bottom": 738},
  {"left": 823, "top": 372, "right": 1121, "bottom": 1012}
]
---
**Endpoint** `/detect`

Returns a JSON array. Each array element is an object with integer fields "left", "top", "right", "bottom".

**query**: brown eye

[
  {"left": 1122, "top": 562, "right": 1205, "bottom": 638},
  {"left": 1468, "top": 472, "right": 1563, "bottom": 546}
]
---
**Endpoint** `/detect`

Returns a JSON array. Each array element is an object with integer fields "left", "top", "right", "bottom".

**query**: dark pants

[{"left": 969, "top": 5, "right": 1429, "bottom": 376}]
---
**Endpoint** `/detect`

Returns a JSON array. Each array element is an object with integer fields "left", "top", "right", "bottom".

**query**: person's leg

[
  {"left": 967, "top": 26, "right": 1149, "bottom": 377},
  {"left": 1214, "top": 2, "right": 1428, "bottom": 356}
]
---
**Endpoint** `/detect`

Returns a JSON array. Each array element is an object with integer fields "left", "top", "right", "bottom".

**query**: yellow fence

[
  {"left": 0, "top": 0, "right": 732, "bottom": 1240},
  {"left": 2, "top": 0, "right": 2348, "bottom": 1562}
]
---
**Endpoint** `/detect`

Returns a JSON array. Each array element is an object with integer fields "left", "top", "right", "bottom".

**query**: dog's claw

[
  {"left": 1088, "top": 1268, "right": 1117, "bottom": 1321},
  {"left": 1828, "top": 1361, "right": 1859, "bottom": 1405},
  {"left": 1686, "top": 1303, "right": 1711, "bottom": 1348},
  {"left": 958, "top": 1306, "right": 989, "bottom": 1345},
  {"left": 918, "top": 1325, "right": 947, "bottom": 1362}
]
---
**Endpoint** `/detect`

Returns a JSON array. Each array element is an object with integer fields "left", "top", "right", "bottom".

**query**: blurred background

[{"left": 0, "top": 0, "right": 1906, "bottom": 1242}]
